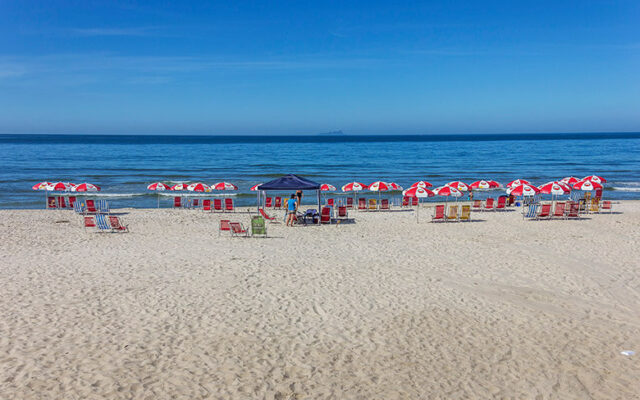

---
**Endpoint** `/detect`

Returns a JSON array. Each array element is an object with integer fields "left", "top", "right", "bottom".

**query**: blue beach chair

[
  {"left": 73, "top": 200, "right": 85, "bottom": 215},
  {"left": 97, "top": 199, "right": 110, "bottom": 214},
  {"left": 95, "top": 214, "right": 113, "bottom": 232},
  {"left": 523, "top": 204, "right": 539, "bottom": 220}
]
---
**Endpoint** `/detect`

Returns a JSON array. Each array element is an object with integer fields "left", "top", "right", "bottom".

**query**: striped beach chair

[
  {"left": 523, "top": 204, "right": 539, "bottom": 220},
  {"left": 97, "top": 199, "right": 110, "bottom": 214}
]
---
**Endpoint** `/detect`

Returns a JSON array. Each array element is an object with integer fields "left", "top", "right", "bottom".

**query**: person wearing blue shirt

[{"left": 286, "top": 194, "right": 298, "bottom": 226}]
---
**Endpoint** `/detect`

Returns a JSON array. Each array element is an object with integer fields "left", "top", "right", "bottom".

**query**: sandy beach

[{"left": 1, "top": 202, "right": 639, "bottom": 399}]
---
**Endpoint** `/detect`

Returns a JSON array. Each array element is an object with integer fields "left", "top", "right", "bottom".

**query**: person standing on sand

[
  {"left": 296, "top": 190, "right": 303, "bottom": 208},
  {"left": 286, "top": 194, "right": 298, "bottom": 226}
]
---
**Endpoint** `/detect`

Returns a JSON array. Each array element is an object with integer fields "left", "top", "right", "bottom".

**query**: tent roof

[{"left": 258, "top": 174, "right": 321, "bottom": 191}]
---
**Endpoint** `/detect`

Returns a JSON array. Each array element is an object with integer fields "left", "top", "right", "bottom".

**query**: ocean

[{"left": 1, "top": 132, "right": 639, "bottom": 209}]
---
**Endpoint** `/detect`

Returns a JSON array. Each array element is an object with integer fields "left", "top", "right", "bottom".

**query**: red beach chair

[
  {"left": 259, "top": 208, "right": 277, "bottom": 223},
  {"left": 411, "top": 197, "right": 419, "bottom": 206},
  {"left": 192, "top": 198, "right": 199, "bottom": 208},
  {"left": 213, "top": 198, "right": 223, "bottom": 212},
  {"left": 68, "top": 196, "right": 76, "bottom": 208},
  {"left": 265, "top": 197, "right": 273, "bottom": 208},
  {"left": 537, "top": 203, "right": 552, "bottom": 219},
  {"left": 219, "top": 220, "right": 231, "bottom": 236},
  {"left": 472, "top": 200, "right": 482, "bottom": 211},
  {"left": 495, "top": 196, "right": 506, "bottom": 210},
  {"left": 86, "top": 199, "right": 98, "bottom": 213},
  {"left": 320, "top": 206, "right": 332, "bottom": 224},
  {"left": 432, "top": 204, "right": 446, "bottom": 222},
  {"left": 601, "top": 200, "right": 612, "bottom": 213},
  {"left": 47, "top": 196, "right": 57, "bottom": 209},
  {"left": 357, "top": 198, "right": 366, "bottom": 210},
  {"left": 327, "top": 198, "right": 334, "bottom": 207},
  {"left": 83, "top": 216, "right": 96, "bottom": 231},
  {"left": 566, "top": 202, "right": 580, "bottom": 219},
  {"left": 402, "top": 196, "right": 410, "bottom": 207},
  {"left": 57, "top": 196, "right": 67, "bottom": 209},
  {"left": 202, "top": 199, "right": 211, "bottom": 211},
  {"left": 230, "top": 222, "right": 248, "bottom": 237},
  {"left": 346, "top": 197, "right": 354, "bottom": 209},
  {"left": 108, "top": 216, "right": 128, "bottom": 232},
  {"left": 173, "top": 196, "right": 181, "bottom": 208},
  {"left": 274, "top": 197, "right": 282, "bottom": 209},
  {"left": 337, "top": 206, "right": 348, "bottom": 220},
  {"left": 225, "top": 198, "right": 234, "bottom": 212},
  {"left": 484, "top": 198, "right": 494, "bottom": 211},
  {"left": 553, "top": 202, "right": 566, "bottom": 218},
  {"left": 380, "top": 199, "right": 390, "bottom": 210}
]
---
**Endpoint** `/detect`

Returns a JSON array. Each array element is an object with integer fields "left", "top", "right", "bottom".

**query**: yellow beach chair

[
  {"left": 459, "top": 205, "right": 471, "bottom": 222},
  {"left": 368, "top": 198, "right": 377, "bottom": 211},
  {"left": 446, "top": 205, "right": 458, "bottom": 221}
]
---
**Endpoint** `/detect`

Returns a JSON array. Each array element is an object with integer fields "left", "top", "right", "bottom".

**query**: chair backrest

[
  {"left": 109, "top": 216, "right": 126, "bottom": 230},
  {"left": 230, "top": 222, "right": 244, "bottom": 234},
  {"left": 567, "top": 202, "right": 580, "bottom": 216},
  {"left": 98, "top": 200, "right": 109, "bottom": 213},
  {"left": 225, "top": 198, "right": 234, "bottom": 210},
  {"left": 327, "top": 198, "right": 334, "bottom": 206},
  {"left": 584, "top": 192, "right": 591, "bottom": 201},
  {"left": 590, "top": 198, "right": 599, "bottom": 211},
  {"left": 251, "top": 216, "right": 266, "bottom": 235},
  {"left": 358, "top": 198, "right": 366, "bottom": 209},
  {"left": 213, "top": 198, "right": 222, "bottom": 210},
  {"left": 525, "top": 204, "right": 539, "bottom": 218},
  {"left": 411, "top": 197, "right": 419, "bottom": 206},
  {"left": 460, "top": 205, "right": 471, "bottom": 220},
  {"left": 192, "top": 198, "right": 199, "bottom": 207},
  {"left": 321, "top": 207, "right": 331, "bottom": 223},
  {"left": 402, "top": 196, "right": 409, "bottom": 206},
  {"left": 381, "top": 199, "right": 389, "bottom": 209},
  {"left": 434, "top": 204, "right": 445, "bottom": 218},
  {"left": 472, "top": 199, "right": 481, "bottom": 208},
  {"left": 219, "top": 219, "right": 231, "bottom": 231},
  {"left": 86, "top": 199, "right": 97, "bottom": 212},
  {"left": 368, "top": 199, "right": 377, "bottom": 209},
  {"left": 602, "top": 200, "right": 611, "bottom": 210},
  {"left": 338, "top": 206, "right": 347, "bottom": 217},
  {"left": 173, "top": 197, "right": 181, "bottom": 207},
  {"left": 68, "top": 196, "right": 76, "bottom": 207},
  {"left": 485, "top": 198, "right": 494, "bottom": 209},
  {"left": 57, "top": 196, "right": 67, "bottom": 208},
  {"left": 447, "top": 205, "right": 458, "bottom": 218},
  {"left": 84, "top": 216, "right": 96, "bottom": 228},
  {"left": 47, "top": 196, "right": 57, "bottom": 209},
  {"left": 554, "top": 202, "right": 566, "bottom": 216},
  {"left": 496, "top": 196, "right": 506, "bottom": 208},
  {"left": 539, "top": 203, "right": 552, "bottom": 216},
  {"left": 202, "top": 199, "right": 211, "bottom": 210},
  {"left": 95, "top": 214, "right": 111, "bottom": 231},
  {"left": 346, "top": 197, "right": 354, "bottom": 208},
  {"left": 259, "top": 208, "right": 274, "bottom": 220},
  {"left": 265, "top": 197, "right": 273, "bottom": 207},
  {"left": 275, "top": 197, "right": 282, "bottom": 208},
  {"left": 74, "top": 200, "right": 84, "bottom": 214}
]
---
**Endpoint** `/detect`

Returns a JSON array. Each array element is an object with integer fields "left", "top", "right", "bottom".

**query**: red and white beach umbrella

[
  {"left": 506, "top": 179, "right": 531, "bottom": 188},
  {"left": 402, "top": 187, "right": 434, "bottom": 198},
  {"left": 186, "top": 182, "right": 211, "bottom": 192},
  {"left": 507, "top": 184, "right": 540, "bottom": 197},
  {"left": 446, "top": 181, "right": 470, "bottom": 192},
  {"left": 32, "top": 181, "right": 52, "bottom": 190},
  {"left": 582, "top": 175, "right": 607, "bottom": 184},
  {"left": 320, "top": 183, "right": 337, "bottom": 191},
  {"left": 342, "top": 182, "right": 368, "bottom": 192},
  {"left": 561, "top": 176, "right": 580, "bottom": 185},
  {"left": 410, "top": 180, "right": 433, "bottom": 189},
  {"left": 250, "top": 183, "right": 262, "bottom": 191},
  {"left": 46, "top": 181, "right": 75, "bottom": 191},
  {"left": 433, "top": 186, "right": 463, "bottom": 197},
  {"left": 171, "top": 183, "right": 188, "bottom": 191},
  {"left": 72, "top": 183, "right": 101, "bottom": 192},
  {"left": 573, "top": 180, "right": 602, "bottom": 191},
  {"left": 212, "top": 182, "right": 238, "bottom": 191},
  {"left": 538, "top": 181, "right": 570, "bottom": 195},
  {"left": 470, "top": 180, "right": 501, "bottom": 190},
  {"left": 147, "top": 182, "right": 171, "bottom": 191},
  {"left": 388, "top": 182, "right": 403, "bottom": 191},
  {"left": 368, "top": 181, "right": 391, "bottom": 192}
]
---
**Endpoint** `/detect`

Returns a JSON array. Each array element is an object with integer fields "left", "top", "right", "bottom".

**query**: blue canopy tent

[{"left": 256, "top": 174, "right": 322, "bottom": 223}]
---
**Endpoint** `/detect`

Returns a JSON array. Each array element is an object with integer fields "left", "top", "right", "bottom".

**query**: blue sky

[{"left": 0, "top": 1, "right": 638, "bottom": 135}]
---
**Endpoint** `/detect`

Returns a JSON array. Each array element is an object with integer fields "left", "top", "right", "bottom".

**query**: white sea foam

[{"left": 611, "top": 187, "right": 640, "bottom": 192}]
